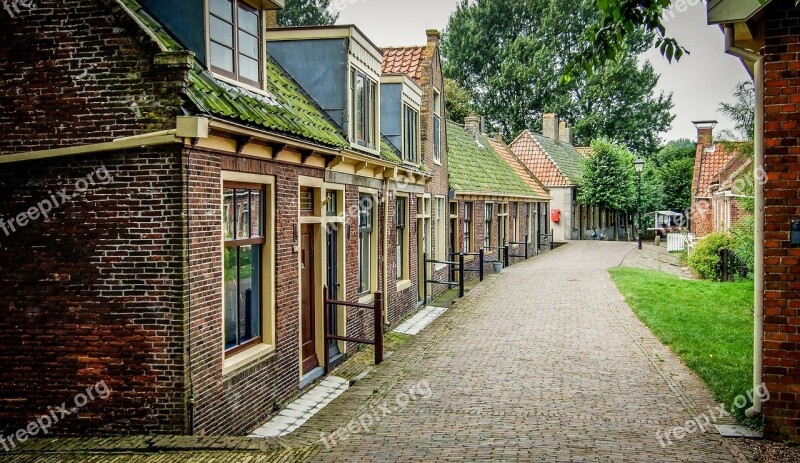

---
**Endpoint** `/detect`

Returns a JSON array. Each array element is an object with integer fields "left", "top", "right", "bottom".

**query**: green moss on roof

[
  {"left": 447, "top": 121, "right": 539, "bottom": 197},
  {"left": 120, "top": 0, "right": 348, "bottom": 149},
  {"left": 186, "top": 59, "right": 349, "bottom": 148},
  {"left": 380, "top": 137, "right": 403, "bottom": 164},
  {"left": 531, "top": 133, "right": 584, "bottom": 184}
]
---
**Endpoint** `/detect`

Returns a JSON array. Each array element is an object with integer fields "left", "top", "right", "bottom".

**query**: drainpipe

[{"left": 725, "top": 25, "right": 765, "bottom": 418}]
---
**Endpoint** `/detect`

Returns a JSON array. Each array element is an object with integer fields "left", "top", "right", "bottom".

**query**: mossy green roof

[
  {"left": 447, "top": 121, "right": 540, "bottom": 197},
  {"left": 530, "top": 133, "right": 583, "bottom": 184},
  {"left": 120, "top": 0, "right": 348, "bottom": 149},
  {"left": 380, "top": 137, "right": 403, "bottom": 164}
]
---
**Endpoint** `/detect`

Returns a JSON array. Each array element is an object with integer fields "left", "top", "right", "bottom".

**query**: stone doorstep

[
  {"left": 394, "top": 306, "right": 449, "bottom": 335},
  {"left": 248, "top": 376, "right": 350, "bottom": 438},
  {"left": 714, "top": 425, "right": 763, "bottom": 439}
]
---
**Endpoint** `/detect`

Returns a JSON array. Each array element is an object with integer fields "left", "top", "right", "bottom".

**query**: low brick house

[
  {"left": 447, "top": 119, "right": 550, "bottom": 276},
  {"left": 689, "top": 121, "right": 752, "bottom": 238},
  {"left": 0, "top": 0, "right": 428, "bottom": 437},
  {"left": 510, "top": 114, "right": 626, "bottom": 241},
  {"left": 382, "top": 31, "right": 451, "bottom": 304},
  {"left": 708, "top": 0, "right": 800, "bottom": 443}
]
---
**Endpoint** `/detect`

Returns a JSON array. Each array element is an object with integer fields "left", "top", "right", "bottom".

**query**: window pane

[
  {"left": 224, "top": 246, "right": 238, "bottom": 349},
  {"left": 239, "top": 55, "right": 259, "bottom": 82},
  {"left": 355, "top": 74, "right": 365, "bottom": 141},
  {"left": 210, "top": 16, "right": 234, "bottom": 47},
  {"left": 223, "top": 188, "right": 235, "bottom": 240},
  {"left": 238, "top": 31, "right": 259, "bottom": 59},
  {"left": 360, "top": 232, "right": 371, "bottom": 293},
  {"left": 238, "top": 245, "right": 261, "bottom": 344},
  {"left": 238, "top": 5, "right": 259, "bottom": 34},
  {"left": 236, "top": 189, "right": 250, "bottom": 239},
  {"left": 210, "top": 0, "right": 233, "bottom": 21},
  {"left": 250, "top": 189, "right": 262, "bottom": 238},
  {"left": 210, "top": 42, "right": 234, "bottom": 72}
]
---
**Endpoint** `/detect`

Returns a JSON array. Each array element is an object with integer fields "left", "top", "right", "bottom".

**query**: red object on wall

[{"left": 551, "top": 209, "right": 561, "bottom": 223}]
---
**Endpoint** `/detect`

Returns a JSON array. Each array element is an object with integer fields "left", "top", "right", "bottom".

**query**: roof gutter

[
  {"left": 454, "top": 191, "right": 551, "bottom": 201},
  {"left": 725, "top": 23, "right": 765, "bottom": 419},
  {"left": 0, "top": 116, "right": 211, "bottom": 165}
]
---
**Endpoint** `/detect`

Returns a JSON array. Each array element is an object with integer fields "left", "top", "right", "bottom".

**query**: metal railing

[
  {"left": 538, "top": 230, "right": 555, "bottom": 251},
  {"left": 322, "top": 286, "right": 383, "bottom": 374},
  {"left": 451, "top": 250, "right": 485, "bottom": 284},
  {"left": 507, "top": 234, "right": 530, "bottom": 262},
  {"left": 423, "top": 253, "right": 466, "bottom": 305}
]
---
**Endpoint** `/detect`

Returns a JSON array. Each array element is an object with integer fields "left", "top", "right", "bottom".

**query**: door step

[
  {"left": 249, "top": 376, "right": 348, "bottom": 438},
  {"left": 394, "top": 306, "right": 447, "bottom": 335}
]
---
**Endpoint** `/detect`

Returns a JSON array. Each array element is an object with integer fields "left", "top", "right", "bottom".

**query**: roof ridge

[{"left": 531, "top": 134, "right": 574, "bottom": 186}]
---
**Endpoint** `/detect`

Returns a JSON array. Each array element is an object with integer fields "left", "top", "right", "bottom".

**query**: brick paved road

[
  {"left": 8, "top": 242, "right": 752, "bottom": 462},
  {"left": 308, "top": 241, "right": 750, "bottom": 462}
]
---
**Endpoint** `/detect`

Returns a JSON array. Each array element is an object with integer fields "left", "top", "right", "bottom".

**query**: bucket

[{"left": 493, "top": 262, "right": 504, "bottom": 273}]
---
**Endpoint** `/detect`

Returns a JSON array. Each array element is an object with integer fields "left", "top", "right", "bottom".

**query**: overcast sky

[{"left": 335, "top": 0, "right": 751, "bottom": 143}]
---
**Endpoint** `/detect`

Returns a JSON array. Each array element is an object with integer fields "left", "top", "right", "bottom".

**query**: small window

[
  {"left": 359, "top": 194, "right": 375, "bottom": 295},
  {"left": 223, "top": 183, "right": 266, "bottom": 355},
  {"left": 463, "top": 202, "right": 473, "bottom": 253},
  {"left": 326, "top": 190, "right": 338, "bottom": 216},
  {"left": 403, "top": 104, "right": 420, "bottom": 164},
  {"left": 435, "top": 198, "right": 447, "bottom": 261},
  {"left": 433, "top": 90, "right": 442, "bottom": 163},
  {"left": 351, "top": 68, "right": 377, "bottom": 149},
  {"left": 396, "top": 197, "right": 407, "bottom": 279},
  {"left": 484, "top": 203, "right": 493, "bottom": 249},
  {"left": 210, "top": 0, "right": 262, "bottom": 86}
]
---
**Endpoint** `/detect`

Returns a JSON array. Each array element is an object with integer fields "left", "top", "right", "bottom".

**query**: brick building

[
  {"left": 382, "top": 31, "right": 451, "bottom": 304},
  {"left": 510, "top": 114, "right": 627, "bottom": 241},
  {"left": 447, "top": 118, "right": 550, "bottom": 276},
  {"left": 0, "top": 0, "right": 430, "bottom": 437},
  {"left": 690, "top": 122, "right": 749, "bottom": 237},
  {"left": 708, "top": 0, "right": 800, "bottom": 443}
]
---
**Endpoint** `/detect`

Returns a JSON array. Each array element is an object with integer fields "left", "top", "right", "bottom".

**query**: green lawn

[{"left": 609, "top": 267, "right": 756, "bottom": 424}]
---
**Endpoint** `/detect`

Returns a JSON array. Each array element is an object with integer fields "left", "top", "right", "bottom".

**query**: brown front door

[{"left": 301, "top": 224, "right": 319, "bottom": 374}]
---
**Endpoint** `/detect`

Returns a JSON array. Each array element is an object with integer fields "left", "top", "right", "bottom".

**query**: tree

[
  {"left": 578, "top": 139, "right": 636, "bottom": 212},
  {"left": 658, "top": 157, "right": 694, "bottom": 211},
  {"left": 444, "top": 78, "right": 474, "bottom": 125},
  {"left": 576, "top": 0, "right": 793, "bottom": 76},
  {"left": 441, "top": 0, "right": 673, "bottom": 155},
  {"left": 719, "top": 81, "right": 756, "bottom": 140},
  {"left": 652, "top": 139, "right": 695, "bottom": 167},
  {"left": 277, "top": 0, "right": 338, "bottom": 27}
]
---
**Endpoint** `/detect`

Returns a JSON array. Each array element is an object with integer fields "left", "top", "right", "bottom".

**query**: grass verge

[{"left": 609, "top": 267, "right": 758, "bottom": 426}]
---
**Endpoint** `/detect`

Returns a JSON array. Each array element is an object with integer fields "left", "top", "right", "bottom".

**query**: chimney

[
  {"left": 266, "top": 10, "right": 278, "bottom": 28},
  {"left": 543, "top": 113, "right": 560, "bottom": 143},
  {"left": 465, "top": 116, "right": 481, "bottom": 139},
  {"left": 559, "top": 121, "right": 573, "bottom": 145},
  {"left": 426, "top": 29, "right": 441, "bottom": 47},
  {"left": 693, "top": 120, "right": 718, "bottom": 147}
]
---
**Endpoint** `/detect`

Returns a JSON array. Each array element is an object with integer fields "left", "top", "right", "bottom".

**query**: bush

[
  {"left": 731, "top": 216, "right": 755, "bottom": 277},
  {"left": 689, "top": 232, "right": 733, "bottom": 280}
]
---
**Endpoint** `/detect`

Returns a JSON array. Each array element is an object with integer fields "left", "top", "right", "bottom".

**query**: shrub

[
  {"left": 689, "top": 232, "right": 733, "bottom": 280},
  {"left": 731, "top": 215, "right": 755, "bottom": 277}
]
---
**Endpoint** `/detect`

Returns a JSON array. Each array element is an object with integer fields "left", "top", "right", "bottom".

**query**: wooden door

[{"left": 301, "top": 225, "right": 318, "bottom": 374}]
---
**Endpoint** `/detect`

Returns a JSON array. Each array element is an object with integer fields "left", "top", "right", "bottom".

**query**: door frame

[{"left": 297, "top": 178, "right": 347, "bottom": 385}]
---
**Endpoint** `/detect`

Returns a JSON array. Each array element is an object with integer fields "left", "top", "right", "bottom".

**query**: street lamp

[{"left": 634, "top": 159, "right": 645, "bottom": 250}]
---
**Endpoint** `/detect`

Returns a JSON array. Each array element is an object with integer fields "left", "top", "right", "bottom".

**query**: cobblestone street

[{"left": 8, "top": 242, "right": 753, "bottom": 462}]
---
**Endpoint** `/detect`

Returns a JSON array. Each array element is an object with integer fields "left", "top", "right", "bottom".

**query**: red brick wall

[
  {"left": 0, "top": 149, "right": 188, "bottom": 436},
  {"left": 762, "top": 0, "right": 800, "bottom": 443},
  {"left": 0, "top": 0, "right": 186, "bottom": 154},
  {"left": 0, "top": 0, "right": 190, "bottom": 436}
]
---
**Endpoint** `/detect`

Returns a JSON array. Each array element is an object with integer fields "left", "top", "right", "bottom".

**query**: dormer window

[
  {"left": 403, "top": 104, "right": 420, "bottom": 164},
  {"left": 351, "top": 68, "right": 377, "bottom": 149},
  {"left": 210, "top": 0, "right": 262, "bottom": 86}
]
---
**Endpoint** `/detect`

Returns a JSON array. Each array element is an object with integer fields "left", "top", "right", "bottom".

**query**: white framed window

[
  {"left": 209, "top": 0, "right": 262, "bottom": 86},
  {"left": 463, "top": 202, "right": 473, "bottom": 252},
  {"left": 403, "top": 104, "right": 420, "bottom": 164},
  {"left": 396, "top": 196, "right": 409, "bottom": 280},
  {"left": 484, "top": 202, "right": 494, "bottom": 249},
  {"left": 358, "top": 193, "right": 376, "bottom": 295},
  {"left": 351, "top": 68, "right": 378, "bottom": 149},
  {"left": 498, "top": 203, "right": 509, "bottom": 246},
  {"left": 433, "top": 89, "right": 442, "bottom": 164},
  {"left": 435, "top": 197, "right": 447, "bottom": 261}
]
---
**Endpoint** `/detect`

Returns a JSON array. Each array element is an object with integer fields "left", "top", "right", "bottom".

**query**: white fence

[{"left": 667, "top": 232, "right": 695, "bottom": 252}]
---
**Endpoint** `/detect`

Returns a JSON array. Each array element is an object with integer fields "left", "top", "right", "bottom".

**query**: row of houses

[{"left": 0, "top": 0, "right": 607, "bottom": 437}]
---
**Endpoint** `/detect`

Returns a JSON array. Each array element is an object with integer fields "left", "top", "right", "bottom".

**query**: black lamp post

[{"left": 634, "top": 159, "right": 645, "bottom": 250}]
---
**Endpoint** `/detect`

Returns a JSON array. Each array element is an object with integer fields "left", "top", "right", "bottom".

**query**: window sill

[
  {"left": 463, "top": 255, "right": 475, "bottom": 263},
  {"left": 223, "top": 343, "right": 276, "bottom": 376},
  {"left": 211, "top": 72, "right": 267, "bottom": 97},
  {"left": 396, "top": 280, "right": 412, "bottom": 292},
  {"left": 358, "top": 293, "right": 375, "bottom": 305},
  {"left": 433, "top": 160, "right": 442, "bottom": 166},
  {"left": 434, "top": 263, "right": 448, "bottom": 272}
]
